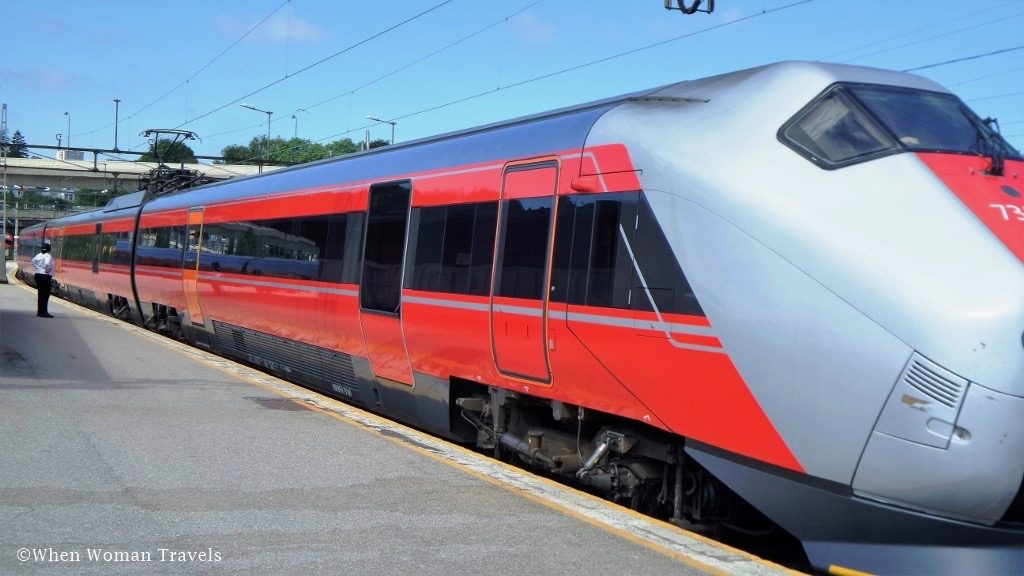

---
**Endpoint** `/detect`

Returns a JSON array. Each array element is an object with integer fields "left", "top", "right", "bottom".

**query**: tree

[
  {"left": 219, "top": 144, "right": 254, "bottom": 164},
  {"left": 7, "top": 130, "right": 28, "bottom": 158},
  {"left": 216, "top": 135, "right": 392, "bottom": 166},
  {"left": 140, "top": 139, "right": 197, "bottom": 163}
]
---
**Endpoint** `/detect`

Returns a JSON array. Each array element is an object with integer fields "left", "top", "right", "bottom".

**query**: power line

[
  {"left": 902, "top": 44, "right": 1024, "bottom": 72},
  {"left": 953, "top": 63, "right": 1024, "bottom": 86},
  {"left": 177, "top": 0, "right": 454, "bottom": 131},
  {"left": 133, "top": 0, "right": 292, "bottom": 120},
  {"left": 307, "top": 0, "right": 816, "bottom": 146},
  {"left": 968, "top": 90, "right": 1024, "bottom": 102},
  {"left": 821, "top": 0, "right": 1023, "bottom": 61},
  {"left": 300, "top": 0, "right": 544, "bottom": 115},
  {"left": 75, "top": 0, "right": 291, "bottom": 141},
  {"left": 838, "top": 7, "right": 1024, "bottom": 64},
  {"left": 217, "top": 0, "right": 543, "bottom": 164}
]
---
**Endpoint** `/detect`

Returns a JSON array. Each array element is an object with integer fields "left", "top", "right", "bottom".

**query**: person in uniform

[{"left": 31, "top": 242, "right": 55, "bottom": 318}]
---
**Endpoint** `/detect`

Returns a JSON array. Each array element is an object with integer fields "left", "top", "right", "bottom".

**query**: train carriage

[{"left": 17, "top": 61, "right": 1024, "bottom": 575}]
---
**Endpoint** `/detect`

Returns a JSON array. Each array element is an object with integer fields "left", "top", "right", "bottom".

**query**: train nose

[{"left": 916, "top": 153, "right": 1024, "bottom": 262}]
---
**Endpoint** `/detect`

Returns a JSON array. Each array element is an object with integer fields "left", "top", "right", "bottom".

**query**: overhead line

[
  {"left": 301, "top": 0, "right": 544, "bottom": 113},
  {"left": 403, "top": 0, "right": 817, "bottom": 116},
  {"left": 821, "top": 0, "right": 1024, "bottom": 62},
  {"left": 177, "top": 0, "right": 454, "bottom": 130},
  {"left": 133, "top": 0, "right": 292, "bottom": 119},
  {"left": 838, "top": 8, "right": 1024, "bottom": 64},
  {"left": 310, "top": 0, "right": 816, "bottom": 145},
  {"left": 968, "top": 90, "right": 1024, "bottom": 102},
  {"left": 75, "top": 0, "right": 291, "bottom": 140},
  {"left": 228, "top": 0, "right": 543, "bottom": 164},
  {"left": 902, "top": 44, "right": 1024, "bottom": 72}
]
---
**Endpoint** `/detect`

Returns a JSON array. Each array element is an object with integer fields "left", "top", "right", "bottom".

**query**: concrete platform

[{"left": 0, "top": 261, "right": 797, "bottom": 575}]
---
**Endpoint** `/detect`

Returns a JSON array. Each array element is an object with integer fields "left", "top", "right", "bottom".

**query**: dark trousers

[{"left": 34, "top": 273, "right": 52, "bottom": 315}]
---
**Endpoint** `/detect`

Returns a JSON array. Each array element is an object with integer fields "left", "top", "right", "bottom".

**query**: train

[{"left": 16, "top": 61, "right": 1024, "bottom": 575}]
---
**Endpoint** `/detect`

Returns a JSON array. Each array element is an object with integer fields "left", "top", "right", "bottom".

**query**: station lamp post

[
  {"left": 366, "top": 115, "right": 397, "bottom": 145},
  {"left": 240, "top": 103, "right": 273, "bottom": 157},
  {"left": 113, "top": 98, "right": 121, "bottom": 151},
  {"left": 64, "top": 111, "right": 70, "bottom": 149},
  {"left": 1, "top": 102, "right": 7, "bottom": 283}
]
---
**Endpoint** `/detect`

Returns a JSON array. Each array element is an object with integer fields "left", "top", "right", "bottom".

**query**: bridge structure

[{"left": 1, "top": 155, "right": 278, "bottom": 192}]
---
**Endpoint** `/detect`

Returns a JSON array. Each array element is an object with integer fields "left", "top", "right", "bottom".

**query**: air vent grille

[
  {"left": 213, "top": 321, "right": 357, "bottom": 392},
  {"left": 902, "top": 355, "right": 968, "bottom": 409}
]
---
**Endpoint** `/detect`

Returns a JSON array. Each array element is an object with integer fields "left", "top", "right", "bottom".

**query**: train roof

[
  {"left": 140, "top": 96, "right": 630, "bottom": 213},
  {"left": 58, "top": 61, "right": 952, "bottom": 221}
]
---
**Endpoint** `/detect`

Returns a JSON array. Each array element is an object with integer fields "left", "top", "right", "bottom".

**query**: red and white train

[{"left": 17, "top": 62, "right": 1024, "bottom": 574}]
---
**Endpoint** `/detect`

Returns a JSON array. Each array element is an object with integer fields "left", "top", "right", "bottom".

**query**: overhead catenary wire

[
  {"left": 71, "top": 1, "right": 455, "bottom": 164},
  {"left": 820, "top": 0, "right": 1024, "bottom": 62},
  {"left": 74, "top": 0, "right": 292, "bottom": 142},
  {"left": 79, "top": 0, "right": 1020, "bottom": 163},
  {"left": 176, "top": 0, "right": 454, "bottom": 131},
  {"left": 902, "top": 44, "right": 1024, "bottom": 72},
  {"left": 837, "top": 8, "right": 1024, "bottom": 64},
  {"left": 253, "top": 0, "right": 817, "bottom": 164},
  {"left": 215, "top": 0, "right": 546, "bottom": 164}
]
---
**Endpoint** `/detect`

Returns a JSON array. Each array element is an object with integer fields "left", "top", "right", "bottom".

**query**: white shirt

[{"left": 31, "top": 252, "right": 54, "bottom": 275}]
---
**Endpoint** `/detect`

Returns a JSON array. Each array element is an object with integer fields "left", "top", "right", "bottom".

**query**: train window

[
  {"left": 846, "top": 85, "right": 1023, "bottom": 160},
  {"left": 96, "top": 230, "right": 133, "bottom": 266},
  {"left": 97, "top": 230, "right": 118, "bottom": 265},
  {"left": 440, "top": 203, "right": 475, "bottom": 294},
  {"left": 361, "top": 181, "right": 411, "bottom": 313},
  {"left": 467, "top": 202, "right": 497, "bottom": 296},
  {"left": 321, "top": 212, "right": 363, "bottom": 284},
  {"left": 550, "top": 194, "right": 633, "bottom": 309},
  {"left": 136, "top": 226, "right": 185, "bottom": 268},
  {"left": 227, "top": 218, "right": 322, "bottom": 279},
  {"left": 550, "top": 193, "right": 701, "bottom": 315},
  {"left": 407, "top": 201, "right": 497, "bottom": 296},
  {"left": 62, "top": 234, "right": 92, "bottom": 262},
  {"left": 587, "top": 197, "right": 634, "bottom": 309},
  {"left": 410, "top": 206, "right": 446, "bottom": 292},
  {"left": 550, "top": 199, "right": 579, "bottom": 304},
  {"left": 495, "top": 197, "right": 553, "bottom": 300},
  {"left": 633, "top": 195, "right": 704, "bottom": 317},
  {"left": 779, "top": 87, "right": 897, "bottom": 169}
]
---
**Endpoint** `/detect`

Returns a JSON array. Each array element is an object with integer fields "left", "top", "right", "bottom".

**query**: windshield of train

[{"left": 780, "top": 83, "right": 1023, "bottom": 169}]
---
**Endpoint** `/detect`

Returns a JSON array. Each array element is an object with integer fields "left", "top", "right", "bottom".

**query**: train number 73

[{"left": 989, "top": 204, "right": 1024, "bottom": 221}]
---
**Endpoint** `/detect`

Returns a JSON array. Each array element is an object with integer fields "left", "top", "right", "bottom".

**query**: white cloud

[
  {"left": 508, "top": 11, "right": 556, "bottom": 46},
  {"left": 218, "top": 6, "right": 325, "bottom": 44},
  {"left": 260, "top": 9, "right": 325, "bottom": 42},
  {"left": 3, "top": 67, "right": 87, "bottom": 91}
]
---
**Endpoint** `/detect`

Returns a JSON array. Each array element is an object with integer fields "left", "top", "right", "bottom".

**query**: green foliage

[
  {"left": 2, "top": 130, "right": 29, "bottom": 158},
  {"left": 216, "top": 136, "right": 391, "bottom": 166},
  {"left": 139, "top": 139, "right": 198, "bottom": 163},
  {"left": 73, "top": 188, "right": 114, "bottom": 208}
]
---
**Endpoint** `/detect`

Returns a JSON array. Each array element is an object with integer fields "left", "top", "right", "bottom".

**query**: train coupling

[{"left": 576, "top": 431, "right": 636, "bottom": 480}]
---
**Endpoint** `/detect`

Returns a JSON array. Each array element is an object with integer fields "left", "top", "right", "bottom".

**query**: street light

[
  {"left": 64, "top": 111, "right": 70, "bottom": 148},
  {"left": 240, "top": 102, "right": 273, "bottom": 157},
  {"left": 291, "top": 108, "right": 307, "bottom": 139},
  {"left": 366, "top": 115, "right": 397, "bottom": 145},
  {"left": 1, "top": 102, "right": 7, "bottom": 283},
  {"left": 113, "top": 99, "right": 121, "bottom": 151}
]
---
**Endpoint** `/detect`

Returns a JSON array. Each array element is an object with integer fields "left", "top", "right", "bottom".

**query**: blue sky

[{"left": 3, "top": 0, "right": 1023, "bottom": 160}]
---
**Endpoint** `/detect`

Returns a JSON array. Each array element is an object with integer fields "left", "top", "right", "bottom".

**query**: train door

[
  {"left": 490, "top": 161, "right": 558, "bottom": 383},
  {"left": 358, "top": 181, "right": 414, "bottom": 385},
  {"left": 182, "top": 207, "right": 206, "bottom": 327}
]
